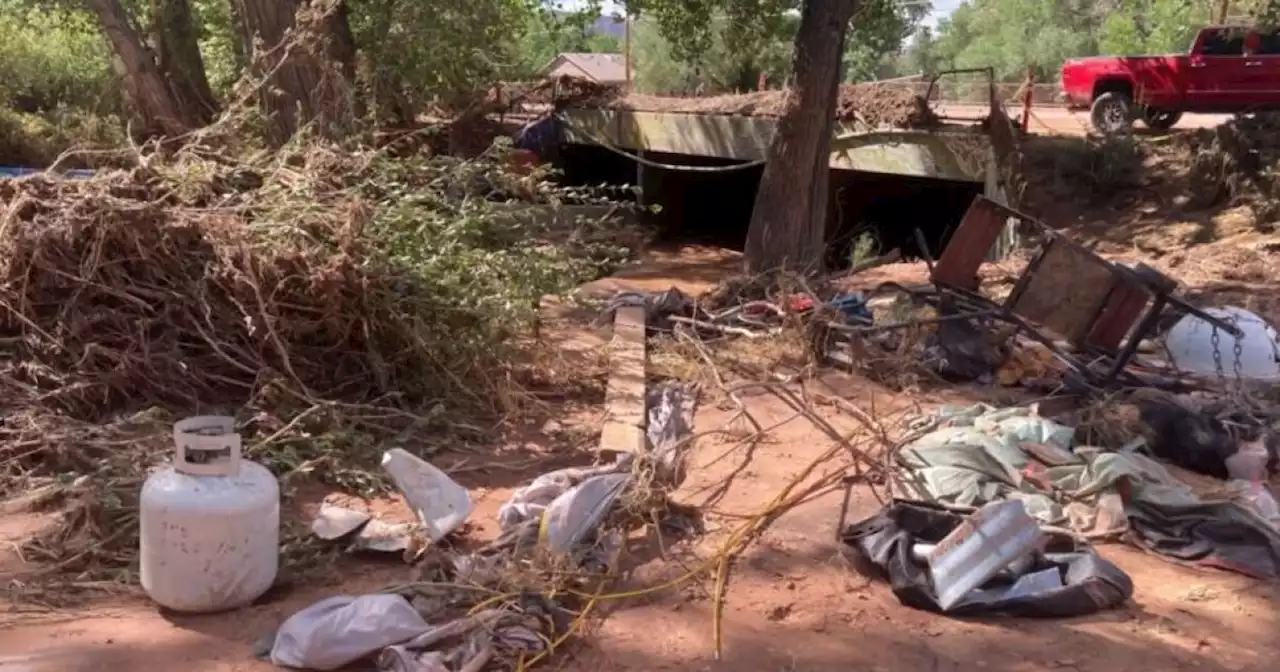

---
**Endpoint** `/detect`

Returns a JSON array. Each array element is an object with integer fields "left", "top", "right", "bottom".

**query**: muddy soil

[
  {"left": 5, "top": 363, "right": 1278, "bottom": 671},
  {"left": 4, "top": 243, "right": 1280, "bottom": 671}
]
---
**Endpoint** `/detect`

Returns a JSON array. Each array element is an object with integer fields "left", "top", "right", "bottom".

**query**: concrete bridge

[{"left": 547, "top": 102, "right": 1018, "bottom": 264}]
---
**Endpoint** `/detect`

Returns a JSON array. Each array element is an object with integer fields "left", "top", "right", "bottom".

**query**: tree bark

[
  {"left": 233, "top": 0, "right": 357, "bottom": 145},
  {"left": 86, "top": 0, "right": 191, "bottom": 137},
  {"left": 150, "top": 0, "right": 219, "bottom": 125},
  {"left": 743, "top": 0, "right": 858, "bottom": 275}
]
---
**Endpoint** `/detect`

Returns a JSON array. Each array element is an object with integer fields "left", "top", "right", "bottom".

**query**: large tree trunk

[
  {"left": 233, "top": 0, "right": 358, "bottom": 145},
  {"left": 743, "top": 0, "right": 857, "bottom": 274},
  {"left": 86, "top": 0, "right": 191, "bottom": 136},
  {"left": 150, "top": 0, "right": 219, "bottom": 124}
]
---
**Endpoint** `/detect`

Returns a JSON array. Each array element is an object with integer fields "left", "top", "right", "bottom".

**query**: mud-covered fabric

[
  {"left": 894, "top": 403, "right": 1280, "bottom": 579},
  {"left": 842, "top": 500, "right": 1134, "bottom": 617}
]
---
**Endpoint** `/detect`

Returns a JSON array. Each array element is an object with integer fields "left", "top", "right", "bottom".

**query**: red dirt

[{"left": 4, "top": 245, "right": 1280, "bottom": 671}]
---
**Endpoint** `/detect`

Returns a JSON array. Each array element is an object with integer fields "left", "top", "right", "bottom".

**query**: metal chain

[
  {"left": 1229, "top": 315, "right": 1250, "bottom": 405},
  {"left": 1211, "top": 325, "right": 1227, "bottom": 388}
]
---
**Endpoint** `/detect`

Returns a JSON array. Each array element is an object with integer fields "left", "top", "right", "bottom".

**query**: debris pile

[
  {"left": 882, "top": 403, "right": 1280, "bottom": 579},
  {"left": 1184, "top": 112, "right": 1280, "bottom": 213},
  {"left": 594, "top": 82, "right": 940, "bottom": 129},
  {"left": 0, "top": 142, "right": 639, "bottom": 574},
  {"left": 266, "top": 383, "right": 699, "bottom": 671}
]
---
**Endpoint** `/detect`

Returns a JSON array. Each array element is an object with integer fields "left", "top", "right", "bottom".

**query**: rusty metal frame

[
  {"left": 830, "top": 195, "right": 1245, "bottom": 390},
  {"left": 924, "top": 67, "right": 997, "bottom": 123}
]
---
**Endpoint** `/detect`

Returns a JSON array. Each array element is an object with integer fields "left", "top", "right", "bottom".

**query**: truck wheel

[
  {"left": 1090, "top": 92, "right": 1134, "bottom": 135},
  {"left": 1141, "top": 107, "right": 1183, "bottom": 131}
]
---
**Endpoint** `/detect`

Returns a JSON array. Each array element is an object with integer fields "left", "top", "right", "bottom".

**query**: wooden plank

[
  {"left": 599, "top": 306, "right": 647, "bottom": 456},
  {"left": 1008, "top": 240, "right": 1115, "bottom": 343},
  {"left": 1085, "top": 282, "right": 1150, "bottom": 353},
  {"left": 933, "top": 196, "right": 1010, "bottom": 291}
]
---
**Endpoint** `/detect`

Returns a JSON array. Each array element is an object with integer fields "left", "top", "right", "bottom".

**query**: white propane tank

[{"left": 140, "top": 416, "right": 280, "bottom": 613}]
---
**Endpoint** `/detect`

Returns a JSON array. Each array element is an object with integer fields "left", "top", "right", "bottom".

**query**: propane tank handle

[{"left": 173, "top": 416, "right": 242, "bottom": 476}]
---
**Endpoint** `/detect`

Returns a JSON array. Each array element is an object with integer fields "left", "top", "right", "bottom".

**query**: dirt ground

[
  {"left": 935, "top": 103, "right": 1232, "bottom": 136},
  {"left": 6, "top": 118, "right": 1280, "bottom": 671},
  {"left": 5, "top": 240, "right": 1280, "bottom": 672}
]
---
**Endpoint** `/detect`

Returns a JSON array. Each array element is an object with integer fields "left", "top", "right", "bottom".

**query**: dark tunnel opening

[
  {"left": 554, "top": 144, "right": 985, "bottom": 270},
  {"left": 555, "top": 144, "right": 640, "bottom": 204},
  {"left": 825, "top": 170, "right": 985, "bottom": 268}
]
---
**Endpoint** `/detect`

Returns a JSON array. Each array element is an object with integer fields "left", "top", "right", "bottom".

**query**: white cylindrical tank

[
  {"left": 1165, "top": 307, "right": 1280, "bottom": 381},
  {"left": 140, "top": 416, "right": 280, "bottom": 613}
]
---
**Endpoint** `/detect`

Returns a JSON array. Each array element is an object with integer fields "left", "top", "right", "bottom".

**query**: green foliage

[
  {"left": 194, "top": 0, "right": 245, "bottom": 96},
  {"left": 932, "top": 0, "right": 1101, "bottom": 81},
  {"left": 0, "top": 5, "right": 118, "bottom": 113},
  {"left": 930, "top": 0, "right": 1218, "bottom": 82},
  {"left": 844, "top": 0, "right": 929, "bottom": 82},
  {"left": 1098, "top": 0, "right": 1203, "bottom": 55},
  {"left": 0, "top": 107, "right": 126, "bottom": 166},
  {"left": 351, "top": 0, "right": 537, "bottom": 109},
  {"left": 633, "top": 13, "right": 794, "bottom": 93},
  {"left": 629, "top": 0, "right": 926, "bottom": 88},
  {"left": 512, "top": 6, "right": 621, "bottom": 78},
  {"left": 901, "top": 26, "right": 938, "bottom": 76}
]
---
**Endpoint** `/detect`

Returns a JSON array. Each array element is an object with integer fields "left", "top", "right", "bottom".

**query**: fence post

[{"left": 1021, "top": 66, "right": 1035, "bottom": 134}]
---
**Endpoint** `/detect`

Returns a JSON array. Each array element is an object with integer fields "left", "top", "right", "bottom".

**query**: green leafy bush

[{"left": 0, "top": 7, "right": 119, "bottom": 113}]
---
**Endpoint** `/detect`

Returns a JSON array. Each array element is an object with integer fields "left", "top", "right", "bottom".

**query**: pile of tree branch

[{"left": 0, "top": 139, "right": 641, "bottom": 575}]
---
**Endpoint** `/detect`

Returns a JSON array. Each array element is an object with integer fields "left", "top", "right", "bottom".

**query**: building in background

[{"left": 542, "top": 53, "right": 627, "bottom": 85}]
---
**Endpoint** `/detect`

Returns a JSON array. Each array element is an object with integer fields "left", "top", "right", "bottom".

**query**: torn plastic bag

[
  {"left": 595, "top": 287, "right": 696, "bottom": 332},
  {"left": 540, "top": 473, "right": 632, "bottom": 553},
  {"left": 497, "top": 462, "right": 624, "bottom": 531},
  {"left": 270, "top": 594, "right": 430, "bottom": 670},
  {"left": 646, "top": 382, "right": 695, "bottom": 487},
  {"left": 382, "top": 449, "right": 472, "bottom": 543},
  {"left": 377, "top": 648, "right": 448, "bottom": 672},
  {"left": 842, "top": 500, "right": 1132, "bottom": 617}
]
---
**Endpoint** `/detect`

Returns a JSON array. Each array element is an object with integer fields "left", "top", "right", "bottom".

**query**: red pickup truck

[{"left": 1061, "top": 26, "right": 1280, "bottom": 134}]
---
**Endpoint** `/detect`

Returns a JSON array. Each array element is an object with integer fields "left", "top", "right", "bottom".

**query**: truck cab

[{"left": 1060, "top": 26, "right": 1280, "bottom": 133}]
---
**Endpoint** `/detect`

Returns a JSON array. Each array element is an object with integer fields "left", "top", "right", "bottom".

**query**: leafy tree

[
  {"left": 902, "top": 24, "right": 938, "bottom": 75},
  {"left": 633, "top": 12, "right": 794, "bottom": 93},
  {"left": 843, "top": 0, "right": 929, "bottom": 81},
  {"left": 1098, "top": 0, "right": 1202, "bottom": 55},
  {"left": 929, "top": 0, "right": 1101, "bottom": 81},
  {"left": 513, "top": 6, "right": 620, "bottom": 78},
  {"left": 624, "top": 0, "right": 922, "bottom": 89}
]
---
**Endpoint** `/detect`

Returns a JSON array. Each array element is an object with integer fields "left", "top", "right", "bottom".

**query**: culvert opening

[
  {"left": 555, "top": 144, "right": 640, "bottom": 204},
  {"left": 637, "top": 151, "right": 763, "bottom": 250},
  {"left": 553, "top": 144, "right": 986, "bottom": 270},
  {"left": 826, "top": 170, "right": 985, "bottom": 269}
]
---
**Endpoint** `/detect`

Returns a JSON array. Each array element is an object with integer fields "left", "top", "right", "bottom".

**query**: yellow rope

[{"left": 468, "top": 442, "right": 851, "bottom": 662}]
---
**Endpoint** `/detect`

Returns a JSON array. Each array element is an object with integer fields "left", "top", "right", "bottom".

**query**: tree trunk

[
  {"left": 150, "top": 0, "right": 219, "bottom": 125},
  {"left": 86, "top": 0, "right": 191, "bottom": 137},
  {"left": 743, "top": 0, "right": 858, "bottom": 274},
  {"left": 233, "top": 0, "right": 357, "bottom": 145}
]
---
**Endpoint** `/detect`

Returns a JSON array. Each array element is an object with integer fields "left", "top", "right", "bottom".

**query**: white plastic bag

[
  {"left": 382, "top": 449, "right": 473, "bottom": 543},
  {"left": 270, "top": 594, "right": 430, "bottom": 670}
]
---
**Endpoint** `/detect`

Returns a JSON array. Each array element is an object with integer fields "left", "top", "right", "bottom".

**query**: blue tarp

[{"left": 0, "top": 166, "right": 94, "bottom": 180}]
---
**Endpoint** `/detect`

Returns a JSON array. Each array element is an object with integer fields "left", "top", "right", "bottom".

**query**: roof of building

[{"left": 545, "top": 53, "right": 627, "bottom": 83}]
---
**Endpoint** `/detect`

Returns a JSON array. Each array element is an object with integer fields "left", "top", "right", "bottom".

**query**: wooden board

[
  {"left": 1008, "top": 240, "right": 1115, "bottom": 343},
  {"left": 599, "top": 306, "right": 647, "bottom": 455}
]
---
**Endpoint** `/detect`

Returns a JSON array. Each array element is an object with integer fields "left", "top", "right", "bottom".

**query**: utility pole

[{"left": 624, "top": 10, "right": 633, "bottom": 92}]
